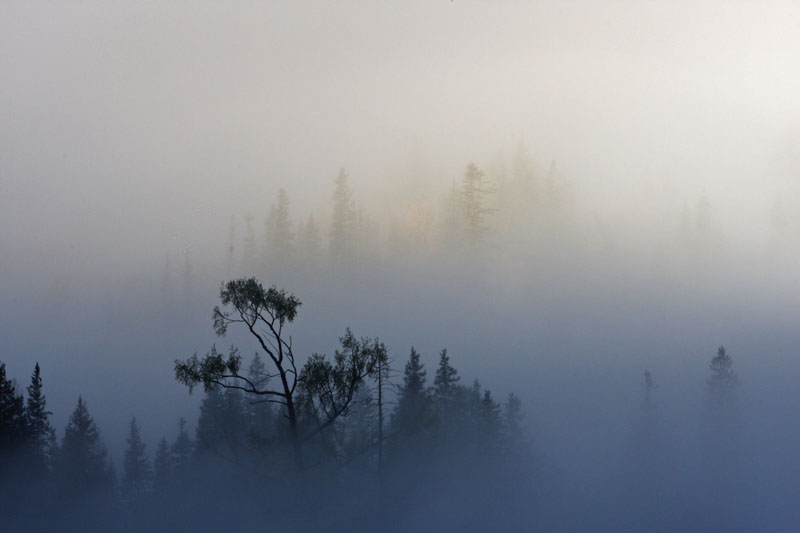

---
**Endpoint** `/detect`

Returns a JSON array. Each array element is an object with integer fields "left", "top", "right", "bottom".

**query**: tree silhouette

[
  {"left": 0, "top": 362, "right": 27, "bottom": 466},
  {"left": 175, "top": 278, "right": 376, "bottom": 473},
  {"left": 57, "top": 396, "right": 112, "bottom": 490},
  {"left": 122, "top": 416, "right": 151, "bottom": 501},
  {"left": 26, "top": 362, "right": 56, "bottom": 472}
]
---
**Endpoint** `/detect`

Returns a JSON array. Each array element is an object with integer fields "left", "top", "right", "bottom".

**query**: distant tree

[
  {"left": 390, "top": 348, "right": 431, "bottom": 438},
  {"left": 170, "top": 417, "right": 193, "bottom": 477},
  {"left": 460, "top": 162, "right": 496, "bottom": 247},
  {"left": 297, "top": 214, "right": 322, "bottom": 267},
  {"left": 58, "top": 396, "right": 112, "bottom": 490},
  {"left": 478, "top": 389, "right": 502, "bottom": 453},
  {"left": 242, "top": 214, "right": 258, "bottom": 272},
  {"left": 226, "top": 215, "right": 238, "bottom": 274},
  {"left": 153, "top": 437, "right": 171, "bottom": 492},
  {"left": 708, "top": 346, "right": 737, "bottom": 397},
  {"left": 195, "top": 386, "right": 247, "bottom": 460},
  {"left": 330, "top": 168, "right": 357, "bottom": 265},
  {"left": 503, "top": 392, "right": 526, "bottom": 450},
  {"left": 433, "top": 348, "right": 460, "bottom": 404},
  {"left": 25, "top": 362, "right": 56, "bottom": 471},
  {"left": 0, "top": 362, "right": 27, "bottom": 464},
  {"left": 707, "top": 346, "right": 740, "bottom": 429},
  {"left": 265, "top": 188, "right": 294, "bottom": 266},
  {"left": 122, "top": 417, "right": 151, "bottom": 500}
]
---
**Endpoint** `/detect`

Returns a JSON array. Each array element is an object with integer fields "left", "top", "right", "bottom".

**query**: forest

[
  {"left": 2, "top": 162, "right": 782, "bottom": 532},
  {"left": 3, "top": 2, "right": 800, "bottom": 531}
]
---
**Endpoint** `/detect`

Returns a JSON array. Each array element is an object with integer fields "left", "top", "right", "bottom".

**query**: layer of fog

[{"left": 2, "top": 2, "right": 799, "bottom": 530}]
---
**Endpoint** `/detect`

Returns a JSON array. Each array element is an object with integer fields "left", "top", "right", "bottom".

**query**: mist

[{"left": 2, "top": 2, "right": 799, "bottom": 531}]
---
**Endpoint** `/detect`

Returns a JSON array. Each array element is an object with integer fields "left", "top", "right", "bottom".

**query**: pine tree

[
  {"left": 0, "top": 362, "right": 27, "bottom": 463},
  {"left": 390, "top": 348, "right": 430, "bottom": 438},
  {"left": 297, "top": 214, "right": 322, "bottom": 268},
  {"left": 170, "top": 417, "right": 193, "bottom": 476},
  {"left": 58, "top": 396, "right": 112, "bottom": 489},
  {"left": 708, "top": 346, "right": 737, "bottom": 399},
  {"left": 122, "top": 417, "right": 151, "bottom": 500},
  {"left": 478, "top": 389, "right": 502, "bottom": 453},
  {"left": 706, "top": 346, "right": 740, "bottom": 432},
  {"left": 25, "top": 362, "right": 56, "bottom": 472},
  {"left": 460, "top": 162, "right": 496, "bottom": 247},
  {"left": 153, "top": 437, "right": 171, "bottom": 493},
  {"left": 330, "top": 168, "right": 357, "bottom": 266},
  {"left": 433, "top": 349, "right": 460, "bottom": 403},
  {"left": 265, "top": 188, "right": 294, "bottom": 267}
]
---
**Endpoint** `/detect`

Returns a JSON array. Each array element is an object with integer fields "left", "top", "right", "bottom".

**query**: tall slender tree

[
  {"left": 0, "top": 362, "right": 27, "bottom": 463},
  {"left": 460, "top": 162, "right": 496, "bottom": 247},
  {"left": 26, "top": 362, "right": 56, "bottom": 471}
]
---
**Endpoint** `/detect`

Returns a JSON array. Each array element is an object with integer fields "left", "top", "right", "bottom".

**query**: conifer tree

[
  {"left": 58, "top": 396, "right": 112, "bottom": 489},
  {"left": 433, "top": 349, "right": 460, "bottom": 403},
  {"left": 26, "top": 362, "right": 56, "bottom": 472},
  {"left": 122, "top": 417, "right": 151, "bottom": 500},
  {"left": 330, "top": 168, "right": 357, "bottom": 266},
  {"left": 170, "top": 417, "right": 193, "bottom": 476},
  {"left": 297, "top": 214, "right": 322, "bottom": 267},
  {"left": 265, "top": 188, "right": 294, "bottom": 266},
  {"left": 0, "top": 362, "right": 27, "bottom": 463},
  {"left": 390, "top": 348, "right": 430, "bottom": 438},
  {"left": 460, "top": 162, "right": 496, "bottom": 247},
  {"left": 153, "top": 437, "right": 171, "bottom": 492}
]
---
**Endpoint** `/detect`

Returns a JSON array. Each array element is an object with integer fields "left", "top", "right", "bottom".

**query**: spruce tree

[
  {"left": 25, "top": 362, "right": 55, "bottom": 471},
  {"left": 153, "top": 437, "right": 171, "bottom": 493},
  {"left": 330, "top": 168, "right": 357, "bottom": 266},
  {"left": 0, "top": 362, "right": 27, "bottom": 463},
  {"left": 170, "top": 417, "right": 193, "bottom": 476},
  {"left": 122, "top": 417, "right": 151, "bottom": 500},
  {"left": 58, "top": 396, "right": 112, "bottom": 490},
  {"left": 265, "top": 188, "right": 293, "bottom": 263},
  {"left": 460, "top": 162, "right": 496, "bottom": 247},
  {"left": 433, "top": 348, "right": 460, "bottom": 403},
  {"left": 390, "top": 348, "right": 430, "bottom": 438}
]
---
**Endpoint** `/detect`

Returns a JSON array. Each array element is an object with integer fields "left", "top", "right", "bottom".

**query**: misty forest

[{"left": 2, "top": 3, "right": 800, "bottom": 532}]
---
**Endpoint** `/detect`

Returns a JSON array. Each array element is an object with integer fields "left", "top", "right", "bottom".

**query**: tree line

[{"left": 1, "top": 278, "right": 742, "bottom": 531}]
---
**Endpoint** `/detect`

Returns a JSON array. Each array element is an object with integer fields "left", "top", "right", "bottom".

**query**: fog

[{"left": 2, "top": 2, "right": 799, "bottom": 531}]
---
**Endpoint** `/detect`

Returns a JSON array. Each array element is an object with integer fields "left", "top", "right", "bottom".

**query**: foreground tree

[{"left": 175, "top": 278, "right": 378, "bottom": 472}]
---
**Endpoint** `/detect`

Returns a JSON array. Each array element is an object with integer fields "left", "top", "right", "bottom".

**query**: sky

[{"left": 1, "top": 0, "right": 800, "bottom": 478}]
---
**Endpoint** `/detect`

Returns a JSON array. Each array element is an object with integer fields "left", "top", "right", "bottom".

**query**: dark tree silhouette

[
  {"left": 433, "top": 348, "right": 460, "bottom": 403},
  {"left": 175, "top": 278, "right": 377, "bottom": 472},
  {"left": 57, "top": 396, "right": 113, "bottom": 490},
  {"left": 26, "top": 362, "right": 56, "bottom": 472},
  {"left": 0, "top": 362, "right": 27, "bottom": 465}
]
